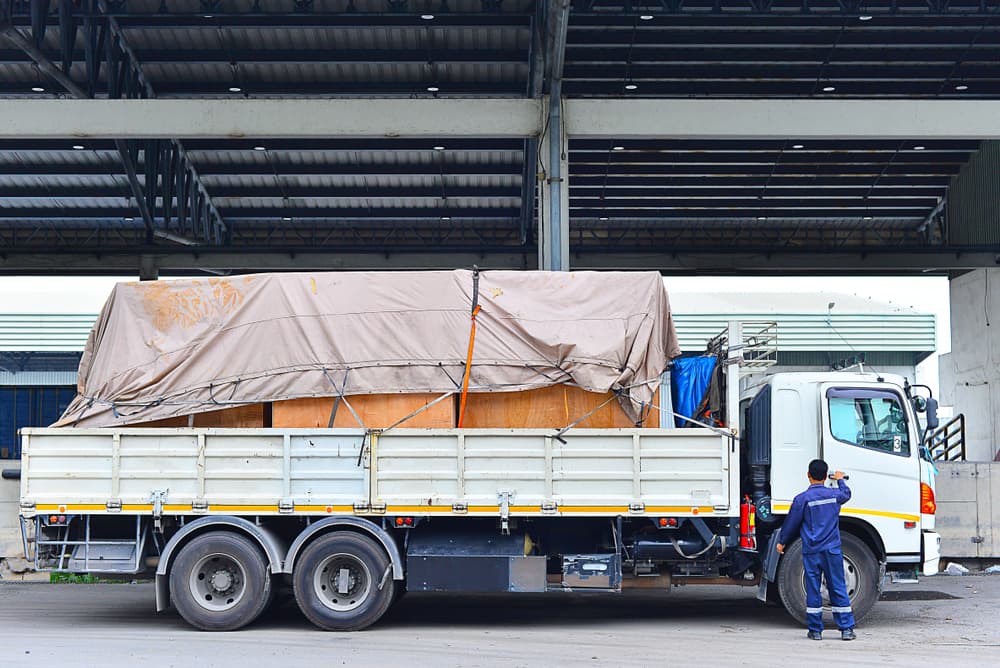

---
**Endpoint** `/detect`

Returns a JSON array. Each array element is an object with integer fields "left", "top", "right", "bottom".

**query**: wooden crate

[
  {"left": 132, "top": 403, "right": 267, "bottom": 428},
  {"left": 461, "top": 385, "right": 659, "bottom": 429},
  {"left": 272, "top": 393, "right": 455, "bottom": 429}
]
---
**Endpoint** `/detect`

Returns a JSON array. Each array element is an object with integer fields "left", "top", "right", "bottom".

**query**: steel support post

[
  {"left": 544, "top": 92, "right": 570, "bottom": 271},
  {"left": 540, "top": 0, "right": 571, "bottom": 271}
]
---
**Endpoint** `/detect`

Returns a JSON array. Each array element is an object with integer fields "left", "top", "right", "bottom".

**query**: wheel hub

[
  {"left": 313, "top": 553, "right": 372, "bottom": 613},
  {"left": 189, "top": 553, "right": 248, "bottom": 612},
  {"left": 210, "top": 569, "right": 235, "bottom": 593}
]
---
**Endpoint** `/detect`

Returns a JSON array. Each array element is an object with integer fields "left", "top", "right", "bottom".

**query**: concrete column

[{"left": 940, "top": 268, "right": 1000, "bottom": 462}]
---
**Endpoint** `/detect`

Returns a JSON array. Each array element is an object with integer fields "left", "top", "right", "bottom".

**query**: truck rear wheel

[
  {"left": 776, "top": 533, "right": 879, "bottom": 626},
  {"left": 169, "top": 531, "right": 273, "bottom": 631},
  {"left": 293, "top": 532, "right": 396, "bottom": 631}
]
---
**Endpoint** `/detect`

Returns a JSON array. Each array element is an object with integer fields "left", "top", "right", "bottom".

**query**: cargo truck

[{"left": 17, "top": 272, "right": 941, "bottom": 632}]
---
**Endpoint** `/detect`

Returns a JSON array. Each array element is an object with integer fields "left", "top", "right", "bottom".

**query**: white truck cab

[{"left": 742, "top": 369, "right": 941, "bottom": 611}]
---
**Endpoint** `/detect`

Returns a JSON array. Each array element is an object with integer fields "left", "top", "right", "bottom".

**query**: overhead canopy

[{"left": 55, "top": 270, "right": 679, "bottom": 427}]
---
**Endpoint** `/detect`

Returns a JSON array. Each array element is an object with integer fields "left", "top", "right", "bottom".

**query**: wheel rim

[
  {"left": 799, "top": 554, "right": 861, "bottom": 610},
  {"left": 312, "top": 553, "right": 372, "bottom": 612},
  {"left": 188, "top": 552, "right": 248, "bottom": 612}
]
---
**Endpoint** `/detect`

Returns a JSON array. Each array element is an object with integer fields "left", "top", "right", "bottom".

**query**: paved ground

[{"left": 1, "top": 575, "right": 997, "bottom": 667}]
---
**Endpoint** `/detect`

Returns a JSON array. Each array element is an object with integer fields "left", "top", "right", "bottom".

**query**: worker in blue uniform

[{"left": 776, "top": 459, "right": 857, "bottom": 641}]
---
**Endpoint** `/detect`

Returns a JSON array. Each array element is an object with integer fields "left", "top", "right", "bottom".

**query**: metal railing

[{"left": 929, "top": 414, "right": 966, "bottom": 462}]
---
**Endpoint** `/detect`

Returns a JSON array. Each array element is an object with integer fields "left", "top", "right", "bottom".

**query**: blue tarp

[{"left": 670, "top": 357, "right": 717, "bottom": 427}]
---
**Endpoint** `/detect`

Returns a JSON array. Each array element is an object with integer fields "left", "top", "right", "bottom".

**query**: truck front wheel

[
  {"left": 293, "top": 532, "right": 396, "bottom": 631},
  {"left": 168, "top": 531, "right": 273, "bottom": 631},
  {"left": 776, "top": 532, "right": 879, "bottom": 626}
]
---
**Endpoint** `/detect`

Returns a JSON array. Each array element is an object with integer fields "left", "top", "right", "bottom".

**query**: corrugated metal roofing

[
  {"left": 0, "top": 314, "right": 95, "bottom": 352},
  {"left": 0, "top": 307, "right": 933, "bottom": 358},
  {"left": 0, "top": 370, "right": 78, "bottom": 387},
  {"left": 673, "top": 313, "right": 935, "bottom": 356}
]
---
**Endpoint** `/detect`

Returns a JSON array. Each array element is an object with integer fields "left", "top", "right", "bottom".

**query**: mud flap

[{"left": 756, "top": 532, "right": 782, "bottom": 603}]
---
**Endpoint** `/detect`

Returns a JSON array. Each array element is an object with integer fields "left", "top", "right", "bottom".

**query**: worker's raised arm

[{"left": 832, "top": 471, "right": 852, "bottom": 505}]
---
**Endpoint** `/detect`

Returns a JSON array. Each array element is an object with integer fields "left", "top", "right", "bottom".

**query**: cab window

[{"left": 827, "top": 388, "right": 910, "bottom": 456}]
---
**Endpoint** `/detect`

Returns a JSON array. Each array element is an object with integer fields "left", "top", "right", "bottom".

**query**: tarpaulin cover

[
  {"left": 670, "top": 356, "right": 717, "bottom": 428},
  {"left": 55, "top": 270, "right": 681, "bottom": 427}
]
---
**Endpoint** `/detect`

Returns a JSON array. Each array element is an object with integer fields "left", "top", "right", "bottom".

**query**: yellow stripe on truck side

[{"left": 772, "top": 503, "right": 919, "bottom": 523}]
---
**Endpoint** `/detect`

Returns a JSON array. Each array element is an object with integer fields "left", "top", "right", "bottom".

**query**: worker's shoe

[
  {"left": 807, "top": 631, "right": 823, "bottom": 641},
  {"left": 841, "top": 629, "right": 856, "bottom": 641}
]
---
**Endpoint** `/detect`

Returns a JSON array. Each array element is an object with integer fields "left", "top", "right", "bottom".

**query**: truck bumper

[{"left": 922, "top": 531, "right": 941, "bottom": 576}]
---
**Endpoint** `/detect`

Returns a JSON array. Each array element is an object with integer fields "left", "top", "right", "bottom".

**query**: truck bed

[{"left": 20, "top": 427, "right": 735, "bottom": 518}]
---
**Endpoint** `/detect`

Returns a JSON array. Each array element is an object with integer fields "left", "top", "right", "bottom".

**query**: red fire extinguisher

[{"left": 739, "top": 495, "right": 757, "bottom": 551}]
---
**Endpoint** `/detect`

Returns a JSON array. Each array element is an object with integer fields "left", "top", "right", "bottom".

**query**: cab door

[{"left": 821, "top": 385, "right": 922, "bottom": 559}]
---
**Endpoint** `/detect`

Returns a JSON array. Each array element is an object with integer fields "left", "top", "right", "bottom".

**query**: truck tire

[
  {"left": 776, "top": 533, "right": 879, "bottom": 626},
  {"left": 168, "top": 531, "right": 273, "bottom": 631},
  {"left": 293, "top": 532, "right": 396, "bottom": 631}
]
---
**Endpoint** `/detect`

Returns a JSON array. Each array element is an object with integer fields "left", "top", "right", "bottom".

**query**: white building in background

[
  {"left": 670, "top": 291, "right": 937, "bottom": 384},
  {"left": 940, "top": 269, "right": 1000, "bottom": 463}
]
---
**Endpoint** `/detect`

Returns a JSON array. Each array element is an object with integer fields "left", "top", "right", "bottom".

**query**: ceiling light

[
  {"left": 955, "top": 84, "right": 968, "bottom": 91},
  {"left": 440, "top": 216, "right": 451, "bottom": 221},
  {"left": 281, "top": 216, "right": 292, "bottom": 222},
  {"left": 913, "top": 145, "right": 926, "bottom": 150},
  {"left": 859, "top": 15, "right": 873, "bottom": 21},
  {"left": 639, "top": 15, "right": 654, "bottom": 21},
  {"left": 822, "top": 86, "right": 836, "bottom": 92},
  {"left": 228, "top": 86, "right": 242, "bottom": 93},
  {"left": 203, "top": 15, "right": 213, "bottom": 19},
  {"left": 599, "top": 216, "right": 610, "bottom": 221},
  {"left": 421, "top": 14, "right": 435, "bottom": 20},
  {"left": 612, "top": 145, "right": 625, "bottom": 151},
  {"left": 792, "top": 144, "right": 805, "bottom": 149},
  {"left": 253, "top": 145, "right": 267, "bottom": 151},
  {"left": 756, "top": 216, "right": 767, "bottom": 221},
  {"left": 124, "top": 217, "right": 134, "bottom": 222},
  {"left": 863, "top": 216, "right": 873, "bottom": 220},
  {"left": 31, "top": 86, "right": 45, "bottom": 92},
  {"left": 624, "top": 83, "right": 638, "bottom": 91},
  {"left": 72, "top": 144, "right": 85, "bottom": 150},
  {"left": 427, "top": 86, "right": 440, "bottom": 92},
  {"left": 433, "top": 145, "right": 445, "bottom": 151}
]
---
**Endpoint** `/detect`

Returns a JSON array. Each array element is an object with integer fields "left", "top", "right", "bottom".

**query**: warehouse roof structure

[{"left": 2, "top": 1, "right": 1000, "bottom": 275}]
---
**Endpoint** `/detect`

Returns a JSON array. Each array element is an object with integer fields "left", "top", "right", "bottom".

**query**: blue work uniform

[{"left": 779, "top": 479, "right": 856, "bottom": 633}]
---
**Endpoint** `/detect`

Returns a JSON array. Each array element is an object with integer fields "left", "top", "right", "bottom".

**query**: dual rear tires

[{"left": 169, "top": 530, "right": 395, "bottom": 632}]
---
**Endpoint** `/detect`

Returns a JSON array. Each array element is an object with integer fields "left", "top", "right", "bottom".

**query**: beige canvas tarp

[{"left": 55, "top": 270, "right": 680, "bottom": 428}]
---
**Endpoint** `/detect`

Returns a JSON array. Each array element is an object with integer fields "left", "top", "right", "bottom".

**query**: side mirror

[
  {"left": 924, "top": 398, "right": 939, "bottom": 431},
  {"left": 911, "top": 395, "right": 927, "bottom": 413}
]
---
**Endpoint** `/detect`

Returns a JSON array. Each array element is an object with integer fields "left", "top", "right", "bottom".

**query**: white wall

[{"left": 941, "top": 268, "right": 1000, "bottom": 462}]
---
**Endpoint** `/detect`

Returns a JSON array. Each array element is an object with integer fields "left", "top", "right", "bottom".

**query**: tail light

[{"left": 920, "top": 482, "right": 936, "bottom": 515}]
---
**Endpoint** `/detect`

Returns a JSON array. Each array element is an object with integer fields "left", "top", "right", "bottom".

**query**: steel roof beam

[
  {"left": 0, "top": 185, "right": 524, "bottom": 199},
  {"left": 0, "top": 248, "right": 995, "bottom": 275},
  {"left": 0, "top": 207, "right": 521, "bottom": 219},
  {"left": 564, "top": 99, "right": 1000, "bottom": 139},
  {"left": 4, "top": 99, "right": 998, "bottom": 140},
  {"left": 0, "top": 161, "right": 524, "bottom": 176},
  {"left": 0, "top": 99, "right": 544, "bottom": 138}
]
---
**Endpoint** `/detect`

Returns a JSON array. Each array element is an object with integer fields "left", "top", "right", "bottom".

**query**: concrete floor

[{"left": 0, "top": 575, "right": 997, "bottom": 667}]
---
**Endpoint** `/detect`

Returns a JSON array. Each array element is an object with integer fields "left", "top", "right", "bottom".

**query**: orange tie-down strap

[{"left": 457, "top": 304, "right": 482, "bottom": 428}]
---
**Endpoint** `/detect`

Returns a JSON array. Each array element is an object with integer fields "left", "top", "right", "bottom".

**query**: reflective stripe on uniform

[
  {"left": 806, "top": 607, "right": 824, "bottom": 614},
  {"left": 807, "top": 498, "right": 838, "bottom": 507},
  {"left": 831, "top": 606, "right": 853, "bottom": 613}
]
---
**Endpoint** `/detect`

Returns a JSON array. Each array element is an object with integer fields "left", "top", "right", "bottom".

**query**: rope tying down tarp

[
  {"left": 621, "top": 393, "right": 737, "bottom": 441},
  {"left": 457, "top": 266, "right": 482, "bottom": 428},
  {"left": 321, "top": 368, "right": 365, "bottom": 430}
]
